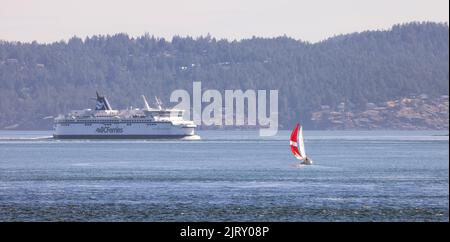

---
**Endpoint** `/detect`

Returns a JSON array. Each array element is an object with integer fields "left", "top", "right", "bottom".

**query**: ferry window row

[
  {"left": 58, "top": 120, "right": 160, "bottom": 123},
  {"left": 59, "top": 121, "right": 161, "bottom": 125}
]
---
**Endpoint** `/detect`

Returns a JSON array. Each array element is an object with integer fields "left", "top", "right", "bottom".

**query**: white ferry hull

[
  {"left": 53, "top": 134, "right": 192, "bottom": 139},
  {"left": 53, "top": 122, "right": 196, "bottom": 139}
]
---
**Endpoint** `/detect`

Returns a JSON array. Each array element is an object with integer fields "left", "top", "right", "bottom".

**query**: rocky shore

[{"left": 311, "top": 94, "right": 449, "bottom": 130}]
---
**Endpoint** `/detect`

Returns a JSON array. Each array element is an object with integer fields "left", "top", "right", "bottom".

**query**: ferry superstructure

[{"left": 53, "top": 92, "right": 197, "bottom": 139}]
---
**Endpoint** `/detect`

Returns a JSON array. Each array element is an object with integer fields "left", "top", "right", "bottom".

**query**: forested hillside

[{"left": 0, "top": 22, "right": 448, "bottom": 130}]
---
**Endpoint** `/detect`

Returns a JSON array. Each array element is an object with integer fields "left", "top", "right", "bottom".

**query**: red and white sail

[{"left": 290, "top": 123, "right": 306, "bottom": 160}]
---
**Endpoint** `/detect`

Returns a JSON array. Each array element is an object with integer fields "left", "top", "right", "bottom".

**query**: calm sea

[{"left": 0, "top": 130, "right": 448, "bottom": 221}]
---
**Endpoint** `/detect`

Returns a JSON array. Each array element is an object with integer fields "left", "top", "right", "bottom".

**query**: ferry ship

[{"left": 53, "top": 92, "right": 197, "bottom": 139}]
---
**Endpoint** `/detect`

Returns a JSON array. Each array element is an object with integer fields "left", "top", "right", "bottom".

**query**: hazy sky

[{"left": 1, "top": 0, "right": 448, "bottom": 43}]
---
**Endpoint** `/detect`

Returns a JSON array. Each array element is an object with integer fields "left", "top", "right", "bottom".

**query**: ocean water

[{"left": 0, "top": 130, "right": 448, "bottom": 222}]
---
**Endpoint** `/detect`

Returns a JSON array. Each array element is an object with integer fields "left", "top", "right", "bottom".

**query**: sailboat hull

[{"left": 300, "top": 158, "right": 313, "bottom": 165}]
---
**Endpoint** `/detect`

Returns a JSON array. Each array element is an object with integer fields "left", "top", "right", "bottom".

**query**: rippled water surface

[{"left": 0, "top": 130, "right": 448, "bottom": 221}]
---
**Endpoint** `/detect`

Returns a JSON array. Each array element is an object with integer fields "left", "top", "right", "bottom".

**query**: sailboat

[{"left": 290, "top": 123, "right": 313, "bottom": 165}]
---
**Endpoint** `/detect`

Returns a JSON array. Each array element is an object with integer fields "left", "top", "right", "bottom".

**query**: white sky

[{"left": 0, "top": 0, "right": 448, "bottom": 43}]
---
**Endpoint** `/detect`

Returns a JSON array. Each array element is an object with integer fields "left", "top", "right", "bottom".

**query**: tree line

[{"left": 0, "top": 22, "right": 448, "bottom": 129}]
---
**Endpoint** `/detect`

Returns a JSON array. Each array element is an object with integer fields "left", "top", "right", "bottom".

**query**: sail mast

[{"left": 298, "top": 125, "right": 306, "bottom": 159}]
